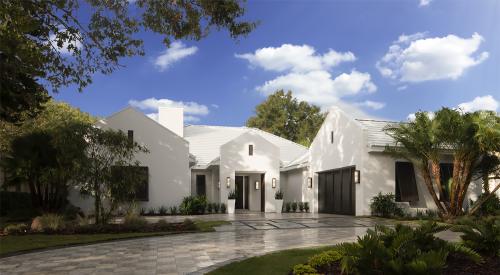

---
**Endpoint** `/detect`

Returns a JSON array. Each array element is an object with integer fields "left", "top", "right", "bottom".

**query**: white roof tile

[{"left": 355, "top": 119, "right": 398, "bottom": 147}]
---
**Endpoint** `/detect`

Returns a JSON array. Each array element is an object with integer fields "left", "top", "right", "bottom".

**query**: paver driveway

[{"left": 0, "top": 215, "right": 457, "bottom": 275}]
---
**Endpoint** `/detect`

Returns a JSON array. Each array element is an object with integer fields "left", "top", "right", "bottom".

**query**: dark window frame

[
  {"left": 395, "top": 162, "right": 419, "bottom": 203},
  {"left": 127, "top": 130, "right": 134, "bottom": 145},
  {"left": 249, "top": 144, "right": 254, "bottom": 156},
  {"left": 330, "top": 131, "right": 334, "bottom": 144}
]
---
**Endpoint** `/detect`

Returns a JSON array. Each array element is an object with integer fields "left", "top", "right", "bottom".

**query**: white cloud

[
  {"left": 419, "top": 0, "right": 432, "bottom": 7},
  {"left": 154, "top": 41, "right": 198, "bottom": 71},
  {"left": 211, "top": 104, "right": 219, "bottom": 109},
  {"left": 49, "top": 33, "right": 82, "bottom": 55},
  {"left": 235, "top": 44, "right": 355, "bottom": 73},
  {"left": 256, "top": 70, "right": 376, "bottom": 107},
  {"left": 457, "top": 95, "right": 499, "bottom": 113},
  {"left": 129, "top": 97, "right": 209, "bottom": 123},
  {"left": 377, "top": 32, "right": 489, "bottom": 82},
  {"left": 355, "top": 100, "right": 386, "bottom": 110}
]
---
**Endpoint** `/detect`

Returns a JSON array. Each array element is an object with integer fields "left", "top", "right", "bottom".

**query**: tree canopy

[
  {"left": 384, "top": 108, "right": 500, "bottom": 218},
  {"left": 246, "top": 90, "right": 326, "bottom": 147},
  {"left": 0, "top": 0, "right": 257, "bottom": 122}
]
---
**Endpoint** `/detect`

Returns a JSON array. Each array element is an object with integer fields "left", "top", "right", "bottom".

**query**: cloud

[
  {"left": 129, "top": 97, "right": 209, "bottom": 123},
  {"left": 154, "top": 41, "right": 198, "bottom": 71},
  {"left": 355, "top": 100, "right": 386, "bottom": 110},
  {"left": 419, "top": 0, "right": 432, "bottom": 6},
  {"left": 377, "top": 33, "right": 489, "bottom": 82},
  {"left": 407, "top": 111, "right": 435, "bottom": 121},
  {"left": 237, "top": 44, "right": 378, "bottom": 117},
  {"left": 457, "top": 95, "right": 499, "bottom": 113},
  {"left": 235, "top": 44, "right": 355, "bottom": 73},
  {"left": 255, "top": 70, "right": 376, "bottom": 107},
  {"left": 49, "top": 33, "right": 82, "bottom": 55}
]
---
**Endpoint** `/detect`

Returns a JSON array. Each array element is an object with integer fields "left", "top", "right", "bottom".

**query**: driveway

[{"left": 0, "top": 215, "right": 459, "bottom": 275}]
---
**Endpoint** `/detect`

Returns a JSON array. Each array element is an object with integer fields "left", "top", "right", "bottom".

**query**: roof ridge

[
  {"left": 355, "top": 118, "right": 399, "bottom": 123},
  {"left": 245, "top": 126, "right": 309, "bottom": 150}
]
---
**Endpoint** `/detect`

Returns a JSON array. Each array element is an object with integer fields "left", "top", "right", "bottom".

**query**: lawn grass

[
  {"left": 207, "top": 246, "right": 334, "bottom": 275},
  {"left": 0, "top": 220, "right": 229, "bottom": 257}
]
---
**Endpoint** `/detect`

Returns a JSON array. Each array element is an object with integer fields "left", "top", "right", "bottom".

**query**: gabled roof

[
  {"left": 184, "top": 125, "right": 308, "bottom": 167},
  {"left": 355, "top": 119, "right": 398, "bottom": 148}
]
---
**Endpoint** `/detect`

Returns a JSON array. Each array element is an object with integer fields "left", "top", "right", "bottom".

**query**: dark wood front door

[
  {"left": 318, "top": 166, "right": 355, "bottom": 215},
  {"left": 244, "top": 176, "right": 249, "bottom": 209},
  {"left": 196, "top": 175, "right": 206, "bottom": 196},
  {"left": 260, "top": 173, "right": 265, "bottom": 212},
  {"left": 235, "top": 176, "right": 244, "bottom": 209}
]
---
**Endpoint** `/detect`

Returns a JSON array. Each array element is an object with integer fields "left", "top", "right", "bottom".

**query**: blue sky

[{"left": 54, "top": 0, "right": 499, "bottom": 125}]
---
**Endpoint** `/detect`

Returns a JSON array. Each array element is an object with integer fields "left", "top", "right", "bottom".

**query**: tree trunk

[
  {"left": 455, "top": 159, "right": 473, "bottom": 215},
  {"left": 94, "top": 179, "right": 100, "bottom": 225},
  {"left": 469, "top": 182, "right": 500, "bottom": 215},
  {"left": 420, "top": 162, "right": 447, "bottom": 216},
  {"left": 430, "top": 160, "right": 448, "bottom": 213},
  {"left": 482, "top": 173, "right": 490, "bottom": 194}
]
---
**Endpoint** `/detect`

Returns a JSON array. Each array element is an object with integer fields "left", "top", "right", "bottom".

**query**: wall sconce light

[
  {"left": 307, "top": 177, "right": 313, "bottom": 188},
  {"left": 272, "top": 178, "right": 276, "bottom": 188},
  {"left": 226, "top": 177, "right": 231, "bottom": 188},
  {"left": 218, "top": 181, "right": 221, "bottom": 190},
  {"left": 354, "top": 170, "right": 361, "bottom": 184},
  {"left": 255, "top": 181, "right": 260, "bottom": 190}
]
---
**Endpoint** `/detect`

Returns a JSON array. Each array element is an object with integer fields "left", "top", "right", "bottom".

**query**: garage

[{"left": 318, "top": 166, "right": 356, "bottom": 215}]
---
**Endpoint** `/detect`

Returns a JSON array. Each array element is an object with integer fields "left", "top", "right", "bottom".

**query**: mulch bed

[{"left": 443, "top": 253, "right": 500, "bottom": 275}]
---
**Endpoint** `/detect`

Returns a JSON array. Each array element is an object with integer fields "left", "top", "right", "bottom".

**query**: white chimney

[{"left": 158, "top": 107, "right": 184, "bottom": 137}]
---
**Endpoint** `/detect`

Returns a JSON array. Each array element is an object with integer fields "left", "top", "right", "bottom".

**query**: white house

[{"left": 67, "top": 106, "right": 483, "bottom": 215}]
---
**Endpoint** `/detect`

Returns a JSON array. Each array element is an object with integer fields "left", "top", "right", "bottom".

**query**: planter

[
  {"left": 275, "top": 199, "right": 284, "bottom": 213},
  {"left": 227, "top": 199, "right": 236, "bottom": 214}
]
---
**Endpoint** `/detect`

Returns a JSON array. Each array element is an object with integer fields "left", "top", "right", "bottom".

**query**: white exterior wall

[
  {"left": 281, "top": 168, "right": 314, "bottom": 205},
  {"left": 69, "top": 108, "right": 190, "bottom": 213},
  {"left": 309, "top": 107, "right": 365, "bottom": 214},
  {"left": 191, "top": 168, "right": 220, "bottom": 203},
  {"left": 219, "top": 131, "right": 280, "bottom": 212}
]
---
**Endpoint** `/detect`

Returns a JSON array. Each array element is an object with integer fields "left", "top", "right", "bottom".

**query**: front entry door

[{"left": 235, "top": 176, "right": 244, "bottom": 209}]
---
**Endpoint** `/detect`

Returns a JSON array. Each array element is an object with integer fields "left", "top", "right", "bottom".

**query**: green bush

[
  {"left": 275, "top": 189, "right": 284, "bottom": 199},
  {"left": 158, "top": 206, "right": 168, "bottom": 216},
  {"left": 228, "top": 190, "right": 237, "bottom": 199},
  {"left": 3, "top": 223, "right": 29, "bottom": 235},
  {"left": 336, "top": 221, "right": 481, "bottom": 274},
  {"left": 180, "top": 195, "right": 208, "bottom": 215},
  {"left": 0, "top": 191, "right": 38, "bottom": 220},
  {"left": 61, "top": 204, "right": 83, "bottom": 220},
  {"left": 308, "top": 250, "right": 342, "bottom": 271},
  {"left": 146, "top": 207, "right": 156, "bottom": 216},
  {"left": 169, "top": 206, "right": 178, "bottom": 215},
  {"left": 370, "top": 192, "right": 404, "bottom": 217},
  {"left": 220, "top": 203, "right": 226, "bottom": 213},
  {"left": 292, "top": 264, "right": 317, "bottom": 275},
  {"left": 472, "top": 193, "right": 500, "bottom": 216},
  {"left": 452, "top": 216, "right": 500, "bottom": 257},
  {"left": 213, "top": 203, "right": 220, "bottom": 213},
  {"left": 207, "top": 203, "right": 213, "bottom": 213},
  {"left": 285, "top": 202, "right": 291, "bottom": 212},
  {"left": 304, "top": 202, "right": 310, "bottom": 212},
  {"left": 291, "top": 202, "right": 298, "bottom": 212},
  {"left": 38, "top": 213, "right": 66, "bottom": 231},
  {"left": 181, "top": 219, "right": 197, "bottom": 231},
  {"left": 140, "top": 208, "right": 146, "bottom": 215},
  {"left": 123, "top": 213, "right": 148, "bottom": 230},
  {"left": 298, "top": 202, "right": 305, "bottom": 212}
]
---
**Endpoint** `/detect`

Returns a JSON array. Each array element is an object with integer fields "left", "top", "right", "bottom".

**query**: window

[
  {"left": 440, "top": 163, "right": 453, "bottom": 202},
  {"left": 330, "top": 131, "right": 334, "bottom": 144},
  {"left": 395, "top": 162, "right": 419, "bottom": 202},
  {"left": 127, "top": 130, "right": 134, "bottom": 145},
  {"left": 111, "top": 166, "right": 149, "bottom": 201},
  {"left": 249, "top": 144, "right": 253, "bottom": 156},
  {"left": 196, "top": 175, "right": 206, "bottom": 196}
]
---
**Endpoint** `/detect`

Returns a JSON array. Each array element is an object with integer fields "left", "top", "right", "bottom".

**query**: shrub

[
  {"left": 140, "top": 208, "right": 146, "bottom": 216},
  {"left": 156, "top": 219, "right": 172, "bottom": 231},
  {"left": 285, "top": 202, "right": 291, "bottom": 212},
  {"left": 291, "top": 202, "right": 298, "bottom": 212},
  {"left": 220, "top": 203, "right": 226, "bottom": 213},
  {"left": 213, "top": 203, "right": 220, "bottom": 213},
  {"left": 3, "top": 223, "right": 29, "bottom": 235},
  {"left": 61, "top": 204, "right": 83, "bottom": 220},
  {"left": 275, "top": 189, "right": 284, "bottom": 200},
  {"left": 207, "top": 203, "right": 213, "bottom": 213},
  {"left": 123, "top": 213, "right": 148, "bottom": 230},
  {"left": 298, "top": 202, "right": 305, "bottom": 212},
  {"left": 37, "top": 214, "right": 66, "bottom": 232},
  {"left": 370, "top": 192, "right": 404, "bottom": 217},
  {"left": 308, "top": 250, "right": 342, "bottom": 272},
  {"left": 169, "top": 206, "right": 178, "bottom": 215},
  {"left": 180, "top": 195, "right": 208, "bottom": 215},
  {"left": 292, "top": 264, "right": 317, "bottom": 275},
  {"left": 452, "top": 216, "right": 500, "bottom": 257},
  {"left": 0, "top": 191, "right": 38, "bottom": 220},
  {"left": 336, "top": 221, "right": 481, "bottom": 274},
  {"left": 304, "top": 202, "right": 310, "bottom": 212},
  {"left": 472, "top": 193, "right": 500, "bottom": 216},
  {"left": 181, "top": 219, "right": 197, "bottom": 231},
  {"left": 146, "top": 207, "right": 156, "bottom": 216},
  {"left": 228, "top": 190, "right": 237, "bottom": 199},
  {"left": 158, "top": 206, "right": 168, "bottom": 216}
]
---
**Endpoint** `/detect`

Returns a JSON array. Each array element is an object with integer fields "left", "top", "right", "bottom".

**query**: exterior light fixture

[
  {"left": 255, "top": 181, "right": 260, "bottom": 190},
  {"left": 354, "top": 170, "right": 361, "bottom": 184},
  {"left": 307, "top": 177, "right": 313, "bottom": 188},
  {"left": 272, "top": 178, "right": 276, "bottom": 188},
  {"left": 218, "top": 181, "right": 221, "bottom": 190},
  {"left": 226, "top": 177, "right": 231, "bottom": 188}
]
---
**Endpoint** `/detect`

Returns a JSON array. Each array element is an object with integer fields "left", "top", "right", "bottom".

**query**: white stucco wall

[
  {"left": 191, "top": 168, "right": 220, "bottom": 203},
  {"left": 219, "top": 131, "right": 280, "bottom": 212},
  {"left": 69, "top": 107, "right": 191, "bottom": 213},
  {"left": 281, "top": 168, "right": 314, "bottom": 205}
]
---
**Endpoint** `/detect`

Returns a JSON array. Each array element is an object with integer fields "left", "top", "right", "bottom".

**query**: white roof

[
  {"left": 355, "top": 119, "right": 397, "bottom": 147},
  {"left": 184, "top": 125, "right": 308, "bottom": 167}
]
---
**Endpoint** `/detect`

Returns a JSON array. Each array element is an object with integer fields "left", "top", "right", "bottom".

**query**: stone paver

[{"left": 0, "top": 215, "right": 459, "bottom": 275}]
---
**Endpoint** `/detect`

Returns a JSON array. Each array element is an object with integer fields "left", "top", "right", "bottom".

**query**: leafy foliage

[
  {"left": 228, "top": 190, "right": 237, "bottom": 199},
  {"left": 247, "top": 90, "right": 326, "bottom": 147},
  {"left": 0, "top": 0, "right": 256, "bottom": 122},
  {"left": 452, "top": 216, "right": 500, "bottom": 257},
  {"left": 370, "top": 192, "right": 404, "bottom": 218},
  {"left": 179, "top": 195, "right": 208, "bottom": 215},
  {"left": 275, "top": 189, "right": 284, "bottom": 200},
  {"left": 307, "top": 249, "right": 342, "bottom": 272},
  {"left": 292, "top": 264, "right": 317, "bottom": 275},
  {"left": 220, "top": 203, "right": 226, "bottom": 213},
  {"left": 471, "top": 193, "right": 500, "bottom": 216},
  {"left": 37, "top": 213, "right": 66, "bottom": 232}
]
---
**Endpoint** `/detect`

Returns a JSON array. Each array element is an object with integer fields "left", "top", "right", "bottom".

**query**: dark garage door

[{"left": 318, "top": 166, "right": 355, "bottom": 215}]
